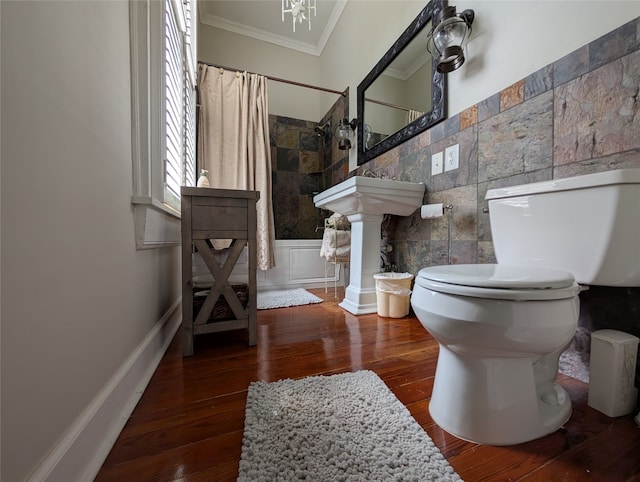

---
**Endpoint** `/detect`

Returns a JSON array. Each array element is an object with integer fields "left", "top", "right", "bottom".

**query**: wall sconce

[
  {"left": 427, "top": 6, "right": 475, "bottom": 73},
  {"left": 336, "top": 118, "right": 357, "bottom": 150}
]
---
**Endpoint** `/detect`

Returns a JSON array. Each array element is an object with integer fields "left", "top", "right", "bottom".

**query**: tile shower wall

[
  {"left": 321, "top": 90, "right": 350, "bottom": 188},
  {"left": 270, "top": 92, "right": 349, "bottom": 239},
  {"left": 356, "top": 17, "right": 640, "bottom": 381},
  {"left": 270, "top": 115, "right": 324, "bottom": 239}
]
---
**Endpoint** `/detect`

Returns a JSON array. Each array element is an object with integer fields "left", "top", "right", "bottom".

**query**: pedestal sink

[{"left": 313, "top": 176, "right": 425, "bottom": 314}]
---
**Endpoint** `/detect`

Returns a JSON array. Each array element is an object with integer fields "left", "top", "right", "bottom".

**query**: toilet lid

[{"left": 415, "top": 264, "right": 580, "bottom": 300}]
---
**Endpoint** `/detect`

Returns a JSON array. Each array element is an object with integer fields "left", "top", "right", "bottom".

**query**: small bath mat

[
  {"left": 256, "top": 288, "right": 323, "bottom": 310},
  {"left": 238, "top": 370, "right": 462, "bottom": 481}
]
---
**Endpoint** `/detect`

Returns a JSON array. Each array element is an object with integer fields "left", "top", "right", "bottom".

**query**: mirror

[{"left": 357, "top": 0, "right": 446, "bottom": 165}]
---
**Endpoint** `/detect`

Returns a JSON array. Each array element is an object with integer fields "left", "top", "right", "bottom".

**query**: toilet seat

[{"left": 415, "top": 264, "right": 580, "bottom": 301}]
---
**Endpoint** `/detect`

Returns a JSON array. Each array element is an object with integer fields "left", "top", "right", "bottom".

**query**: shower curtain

[{"left": 197, "top": 64, "right": 276, "bottom": 270}]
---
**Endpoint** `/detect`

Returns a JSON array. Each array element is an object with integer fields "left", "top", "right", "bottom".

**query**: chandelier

[{"left": 282, "top": 0, "right": 316, "bottom": 32}]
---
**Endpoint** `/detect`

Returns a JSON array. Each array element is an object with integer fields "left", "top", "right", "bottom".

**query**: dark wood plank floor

[{"left": 95, "top": 288, "right": 640, "bottom": 481}]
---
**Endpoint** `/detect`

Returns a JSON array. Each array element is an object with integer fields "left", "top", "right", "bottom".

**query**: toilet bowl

[
  {"left": 411, "top": 168, "right": 640, "bottom": 445},
  {"left": 412, "top": 264, "right": 580, "bottom": 445}
]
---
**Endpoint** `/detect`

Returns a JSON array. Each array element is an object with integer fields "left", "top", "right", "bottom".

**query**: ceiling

[{"left": 198, "top": 0, "right": 347, "bottom": 56}]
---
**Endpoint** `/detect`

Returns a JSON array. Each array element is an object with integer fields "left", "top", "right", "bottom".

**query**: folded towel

[
  {"left": 320, "top": 228, "right": 351, "bottom": 260},
  {"left": 321, "top": 244, "right": 350, "bottom": 262},
  {"left": 326, "top": 213, "right": 350, "bottom": 229},
  {"left": 320, "top": 228, "right": 351, "bottom": 256},
  {"left": 322, "top": 228, "right": 350, "bottom": 247}
]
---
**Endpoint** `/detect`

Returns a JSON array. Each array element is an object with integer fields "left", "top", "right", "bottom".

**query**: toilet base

[{"left": 429, "top": 346, "right": 572, "bottom": 446}]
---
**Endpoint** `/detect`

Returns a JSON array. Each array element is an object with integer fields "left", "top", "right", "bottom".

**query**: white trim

[
  {"left": 131, "top": 195, "right": 180, "bottom": 217},
  {"left": 200, "top": 12, "right": 321, "bottom": 56},
  {"left": 315, "top": 0, "right": 347, "bottom": 55},
  {"left": 129, "top": 0, "right": 151, "bottom": 199},
  {"left": 133, "top": 201, "right": 181, "bottom": 249},
  {"left": 129, "top": 0, "right": 166, "bottom": 203},
  {"left": 27, "top": 299, "right": 182, "bottom": 482}
]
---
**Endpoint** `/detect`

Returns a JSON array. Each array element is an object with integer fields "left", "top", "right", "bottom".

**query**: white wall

[
  {"left": 199, "top": 1, "right": 639, "bottom": 170},
  {"left": 448, "top": 0, "right": 640, "bottom": 115},
  {"left": 1, "top": 2, "right": 181, "bottom": 480},
  {"left": 321, "top": 0, "right": 640, "bottom": 122},
  {"left": 326, "top": 1, "right": 640, "bottom": 169},
  {"left": 199, "top": 25, "right": 329, "bottom": 121},
  {"left": 318, "top": 0, "right": 427, "bottom": 113}
]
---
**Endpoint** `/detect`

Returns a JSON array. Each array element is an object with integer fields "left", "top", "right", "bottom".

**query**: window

[
  {"left": 130, "top": 0, "right": 197, "bottom": 248},
  {"left": 163, "top": 0, "right": 196, "bottom": 209}
]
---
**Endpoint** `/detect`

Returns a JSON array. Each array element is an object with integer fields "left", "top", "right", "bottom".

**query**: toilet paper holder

[
  {"left": 421, "top": 203, "right": 454, "bottom": 263},
  {"left": 420, "top": 203, "right": 453, "bottom": 219}
]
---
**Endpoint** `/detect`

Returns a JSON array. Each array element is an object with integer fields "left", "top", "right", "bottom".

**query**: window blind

[{"left": 163, "top": 0, "right": 195, "bottom": 210}]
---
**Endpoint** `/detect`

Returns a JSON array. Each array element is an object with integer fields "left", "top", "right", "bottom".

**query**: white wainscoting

[
  {"left": 198, "top": 239, "right": 345, "bottom": 291},
  {"left": 258, "top": 239, "right": 343, "bottom": 291}
]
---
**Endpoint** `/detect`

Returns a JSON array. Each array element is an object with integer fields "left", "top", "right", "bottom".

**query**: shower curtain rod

[
  {"left": 199, "top": 61, "right": 347, "bottom": 97},
  {"left": 365, "top": 97, "right": 412, "bottom": 112}
]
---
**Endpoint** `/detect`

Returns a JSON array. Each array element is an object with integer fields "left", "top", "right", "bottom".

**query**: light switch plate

[
  {"left": 445, "top": 144, "right": 459, "bottom": 171},
  {"left": 431, "top": 151, "right": 443, "bottom": 175}
]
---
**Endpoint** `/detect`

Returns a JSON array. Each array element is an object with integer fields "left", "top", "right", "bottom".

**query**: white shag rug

[
  {"left": 559, "top": 348, "right": 590, "bottom": 383},
  {"left": 257, "top": 288, "right": 323, "bottom": 310},
  {"left": 238, "top": 370, "right": 463, "bottom": 481}
]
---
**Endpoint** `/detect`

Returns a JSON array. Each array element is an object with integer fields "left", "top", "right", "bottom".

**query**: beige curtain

[{"left": 198, "top": 64, "right": 276, "bottom": 270}]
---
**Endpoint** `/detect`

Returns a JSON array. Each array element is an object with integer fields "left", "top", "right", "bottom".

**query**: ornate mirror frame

[{"left": 357, "top": 0, "right": 446, "bottom": 165}]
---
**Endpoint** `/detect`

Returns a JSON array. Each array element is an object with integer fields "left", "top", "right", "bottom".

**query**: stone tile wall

[
  {"left": 269, "top": 92, "right": 349, "bottom": 239},
  {"left": 270, "top": 115, "right": 324, "bottom": 239},
  {"left": 354, "top": 17, "right": 640, "bottom": 375},
  {"left": 322, "top": 90, "right": 350, "bottom": 188}
]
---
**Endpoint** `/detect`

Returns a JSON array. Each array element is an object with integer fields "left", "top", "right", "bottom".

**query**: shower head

[{"left": 315, "top": 120, "right": 331, "bottom": 137}]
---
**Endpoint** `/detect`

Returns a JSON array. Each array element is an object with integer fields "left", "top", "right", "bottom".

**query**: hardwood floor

[{"left": 95, "top": 288, "right": 640, "bottom": 481}]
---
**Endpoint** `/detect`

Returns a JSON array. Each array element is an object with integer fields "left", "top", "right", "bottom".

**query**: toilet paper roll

[{"left": 421, "top": 203, "right": 444, "bottom": 219}]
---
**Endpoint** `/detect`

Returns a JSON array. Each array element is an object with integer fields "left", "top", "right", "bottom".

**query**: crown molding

[
  {"left": 385, "top": 55, "right": 430, "bottom": 81},
  {"left": 199, "top": 0, "right": 348, "bottom": 57}
]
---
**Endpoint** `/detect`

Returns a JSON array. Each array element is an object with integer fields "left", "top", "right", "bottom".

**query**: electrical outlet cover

[
  {"left": 431, "top": 151, "right": 443, "bottom": 175},
  {"left": 445, "top": 144, "right": 459, "bottom": 171}
]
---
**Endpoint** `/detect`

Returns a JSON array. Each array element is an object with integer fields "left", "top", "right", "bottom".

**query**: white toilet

[{"left": 411, "top": 168, "right": 640, "bottom": 446}]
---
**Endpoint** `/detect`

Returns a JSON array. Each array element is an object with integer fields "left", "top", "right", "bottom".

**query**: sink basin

[{"left": 313, "top": 176, "right": 425, "bottom": 216}]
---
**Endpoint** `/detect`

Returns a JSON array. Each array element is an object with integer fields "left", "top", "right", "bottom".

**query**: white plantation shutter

[
  {"left": 184, "top": 0, "right": 197, "bottom": 85},
  {"left": 163, "top": 0, "right": 196, "bottom": 209},
  {"left": 183, "top": 0, "right": 197, "bottom": 194},
  {"left": 183, "top": 0, "right": 197, "bottom": 190},
  {"left": 184, "top": 75, "right": 196, "bottom": 187}
]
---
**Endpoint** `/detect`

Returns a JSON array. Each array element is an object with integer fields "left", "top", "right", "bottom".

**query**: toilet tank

[{"left": 486, "top": 168, "right": 640, "bottom": 287}]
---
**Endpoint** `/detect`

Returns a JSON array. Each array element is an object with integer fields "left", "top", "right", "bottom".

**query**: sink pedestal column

[
  {"left": 312, "top": 176, "right": 425, "bottom": 314},
  {"left": 340, "top": 213, "right": 383, "bottom": 315}
]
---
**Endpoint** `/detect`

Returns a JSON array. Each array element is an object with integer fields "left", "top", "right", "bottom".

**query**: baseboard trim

[{"left": 28, "top": 298, "right": 182, "bottom": 482}]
